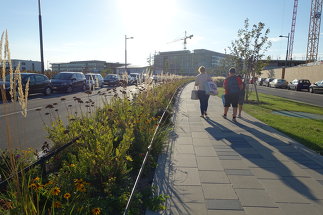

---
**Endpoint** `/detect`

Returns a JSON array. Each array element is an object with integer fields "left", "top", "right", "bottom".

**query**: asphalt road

[
  {"left": 0, "top": 86, "right": 139, "bottom": 150},
  {"left": 253, "top": 85, "right": 323, "bottom": 107}
]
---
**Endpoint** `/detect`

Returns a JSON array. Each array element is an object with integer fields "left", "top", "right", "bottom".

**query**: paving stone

[
  {"left": 251, "top": 167, "right": 290, "bottom": 179},
  {"left": 243, "top": 207, "right": 285, "bottom": 215},
  {"left": 287, "top": 177, "right": 323, "bottom": 199},
  {"left": 176, "top": 131, "right": 192, "bottom": 137},
  {"left": 243, "top": 159, "right": 277, "bottom": 168},
  {"left": 192, "top": 131, "right": 211, "bottom": 139},
  {"left": 216, "top": 151, "right": 239, "bottom": 156},
  {"left": 175, "top": 126, "right": 191, "bottom": 133},
  {"left": 225, "top": 169, "right": 253, "bottom": 176},
  {"left": 227, "top": 175, "right": 263, "bottom": 189},
  {"left": 189, "top": 116, "right": 204, "bottom": 122},
  {"left": 258, "top": 178, "right": 311, "bottom": 203},
  {"left": 189, "top": 126, "right": 205, "bottom": 132},
  {"left": 241, "top": 153, "right": 263, "bottom": 159},
  {"left": 230, "top": 143, "right": 253, "bottom": 149},
  {"left": 173, "top": 167, "right": 201, "bottom": 186},
  {"left": 173, "top": 153, "right": 197, "bottom": 167},
  {"left": 199, "top": 170, "right": 230, "bottom": 184},
  {"left": 232, "top": 148, "right": 259, "bottom": 155},
  {"left": 172, "top": 185, "right": 205, "bottom": 203},
  {"left": 194, "top": 146, "right": 217, "bottom": 157},
  {"left": 174, "top": 144, "right": 195, "bottom": 154},
  {"left": 208, "top": 210, "right": 246, "bottom": 215},
  {"left": 207, "top": 199, "right": 243, "bottom": 210},
  {"left": 277, "top": 202, "right": 323, "bottom": 215},
  {"left": 175, "top": 137, "right": 193, "bottom": 145},
  {"left": 296, "top": 160, "right": 323, "bottom": 169},
  {"left": 202, "top": 184, "right": 238, "bottom": 199},
  {"left": 220, "top": 160, "right": 248, "bottom": 169},
  {"left": 170, "top": 200, "right": 208, "bottom": 215},
  {"left": 303, "top": 168, "right": 323, "bottom": 180},
  {"left": 218, "top": 155, "right": 241, "bottom": 160},
  {"left": 234, "top": 188, "right": 276, "bottom": 207},
  {"left": 277, "top": 161, "right": 313, "bottom": 177},
  {"left": 213, "top": 144, "right": 233, "bottom": 149},
  {"left": 192, "top": 138, "right": 213, "bottom": 147},
  {"left": 196, "top": 157, "right": 223, "bottom": 171}
]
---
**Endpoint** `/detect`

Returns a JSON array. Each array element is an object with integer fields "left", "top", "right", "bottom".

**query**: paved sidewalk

[{"left": 147, "top": 82, "right": 323, "bottom": 215}]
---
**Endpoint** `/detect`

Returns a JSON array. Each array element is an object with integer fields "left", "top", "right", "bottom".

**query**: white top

[{"left": 195, "top": 73, "right": 212, "bottom": 91}]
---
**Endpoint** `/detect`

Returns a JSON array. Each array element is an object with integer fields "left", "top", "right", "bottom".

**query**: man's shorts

[
  {"left": 238, "top": 92, "right": 245, "bottom": 105},
  {"left": 224, "top": 93, "right": 239, "bottom": 108}
]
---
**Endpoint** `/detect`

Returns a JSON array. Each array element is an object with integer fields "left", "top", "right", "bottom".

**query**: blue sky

[{"left": 0, "top": 0, "right": 318, "bottom": 68}]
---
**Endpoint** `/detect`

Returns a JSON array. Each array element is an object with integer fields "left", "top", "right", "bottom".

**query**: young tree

[{"left": 228, "top": 18, "right": 271, "bottom": 102}]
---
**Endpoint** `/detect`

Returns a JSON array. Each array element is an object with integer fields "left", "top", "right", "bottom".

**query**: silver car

[
  {"left": 85, "top": 73, "right": 104, "bottom": 90},
  {"left": 269, "top": 79, "right": 288, "bottom": 88}
]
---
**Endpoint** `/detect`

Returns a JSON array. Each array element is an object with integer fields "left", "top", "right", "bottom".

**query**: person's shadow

[{"left": 204, "top": 117, "right": 319, "bottom": 201}]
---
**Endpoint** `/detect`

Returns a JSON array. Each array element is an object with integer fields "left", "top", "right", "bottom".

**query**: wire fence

[{"left": 123, "top": 84, "right": 183, "bottom": 215}]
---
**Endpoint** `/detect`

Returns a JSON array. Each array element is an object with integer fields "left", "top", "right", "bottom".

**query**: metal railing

[
  {"left": 0, "top": 136, "right": 80, "bottom": 190},
  {"left": 123, "top": 84, "right": 183, "bottom": 215}
]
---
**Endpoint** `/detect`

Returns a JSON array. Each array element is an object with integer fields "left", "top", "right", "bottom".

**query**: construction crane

[
  {"left": 181, "top": 31, "right": 193, "bottom": 50},
  {"left": 288, "top": 0, "right": 298, "bottom": 60},
  {"left": 168, "top": 31, "right": 193, "bottom": 50},
  {"left": 306, "top": 0, "right": 323, "bottom": 62}
]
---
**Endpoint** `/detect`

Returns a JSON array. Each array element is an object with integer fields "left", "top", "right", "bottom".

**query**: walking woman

[{"left": 195, "top": 66, "right": 212, "bottom": 118}]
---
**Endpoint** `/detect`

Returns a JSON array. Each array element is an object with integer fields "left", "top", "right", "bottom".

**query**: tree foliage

[{"left": 228, "top": 18, "right": 271, "bottom": 76}]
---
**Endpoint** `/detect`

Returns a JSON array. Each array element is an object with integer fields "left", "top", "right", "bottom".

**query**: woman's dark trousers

[{"left": 197, "top": 90, "right": 210, "bottom": 115}]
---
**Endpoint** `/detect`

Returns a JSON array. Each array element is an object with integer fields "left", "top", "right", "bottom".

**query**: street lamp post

[
  {"left": 279, "top": 33, "right": 290, "bottom": 79},
  {"left": 38, "top": 0, "right": 45, "bottom": 74},
  {"left": 125, "top": 35, "right": 134, "bottom": 74}
]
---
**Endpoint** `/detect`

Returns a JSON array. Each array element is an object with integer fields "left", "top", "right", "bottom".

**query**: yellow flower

[
  {"left": 92, "top": 208, "right": 101, "bottom": 215},
  {"left": 76, "top": 183, "right": 86, "bottom": 192},
  {"left": 51, "top": 187, "right": 61, "bottom": 196},
  {"left": 29, "top": 183, "right": 43, "bottom": 191},
  {"left": 33, "top": 177, "right": 40, "bottom": 182},
  {"left": 63, "top": 193, "right": 71, "bottom": 200},
  {"left": 54, "top": 201, "right": 62, "bottom": 208},
  {"left": 69, "top": 163, "right": 76, "bottom": 167}
]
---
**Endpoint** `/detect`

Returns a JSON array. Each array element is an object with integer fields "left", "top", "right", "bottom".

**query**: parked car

[
  {"left": 269, "top": 79, "right": 288, "bottom": 88},
  {"left": 85, "top": 73, "right": 104, "bottom": 90},
  {"left": 104, "top": 74, "right": 123, "bottom": 87},
  {"left": 309, "top": 80, "right": 323, "bottom": 93},
  {"left": 50, "top": 72, "right": 86, "bottom": 93},
  {"left": 0, "top": 73, "right": 52, "bottom": 99},
  {"left": 262, "top": 78, "right": 274, "bottom": 87},
  {"left": 288, "top": 79, "right": 311, "bottom": 91},
  {"left": 256, "top": 78, "right": 266, "bottom": 86}
]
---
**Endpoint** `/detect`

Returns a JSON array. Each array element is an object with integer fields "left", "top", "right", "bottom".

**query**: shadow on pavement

[{"left": 204, "top": 118, "right": 320, "bottom": 202}]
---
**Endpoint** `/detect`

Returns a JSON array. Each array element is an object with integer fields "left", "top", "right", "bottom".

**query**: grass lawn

[{"left": 217, "top": 87, "right": 323, "bottom": 154}]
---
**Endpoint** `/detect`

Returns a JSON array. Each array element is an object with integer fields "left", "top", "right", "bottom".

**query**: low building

[
  {"left": 0, "top": 59, "right": 42, "bottom": 72},
  {"left": 51, "top": 60, "right": 107, "bottom": 73}
]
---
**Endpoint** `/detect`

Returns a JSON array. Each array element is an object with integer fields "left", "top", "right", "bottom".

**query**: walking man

[{"left": 223, "top": 68, "right": 243, "bottom": 122}]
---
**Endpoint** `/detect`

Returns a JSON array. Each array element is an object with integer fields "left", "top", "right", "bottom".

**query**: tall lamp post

[
  {"left": 125, "top": 35, "right": 134, "bottom": 74},
  {"left": 38, "top": 0, "right": 45, "bottom": 74},
  {"left": 279, "top": 33, "right": 290, "bottom": 79}
]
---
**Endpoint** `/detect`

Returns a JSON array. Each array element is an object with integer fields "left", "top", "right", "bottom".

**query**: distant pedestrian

[
  {"left": 223, "top": 67, "right": 243, "bottom": 122},
  {"left": 195, "top": 66, "right": 212, "bottom": 118},
  {"left": 238, "top": 75, "right": 246, "bottom": 118}
]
